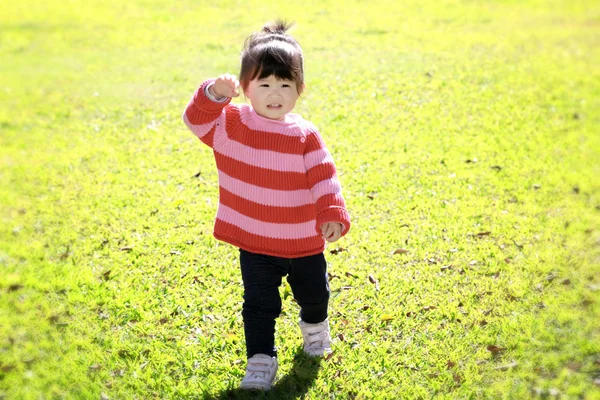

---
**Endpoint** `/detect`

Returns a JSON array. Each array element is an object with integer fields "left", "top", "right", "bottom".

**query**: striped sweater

[{"left": 182, "top": 79, "right": 350, "bottom": 258}]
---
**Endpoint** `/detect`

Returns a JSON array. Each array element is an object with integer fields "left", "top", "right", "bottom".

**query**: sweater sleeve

[
  {"left": 182, "top": 79, "right": 231, "bottom": 148},
  {"left": 303, "top": 128, "right": 351, "bottom": 237}
]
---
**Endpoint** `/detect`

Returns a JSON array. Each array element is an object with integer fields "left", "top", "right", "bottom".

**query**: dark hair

[{"left": 239, "top": 20, "right": 304, "bottom": 94}]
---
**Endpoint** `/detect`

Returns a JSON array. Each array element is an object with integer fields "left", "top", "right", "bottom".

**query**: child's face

[{"left": 245, "top": 75, "right": 303, "bottom": 121}]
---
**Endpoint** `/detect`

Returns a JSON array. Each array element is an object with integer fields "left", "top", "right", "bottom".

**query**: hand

[
  {"left": 320, "top": 222, "right": 343, "bottom": 243},
  {"left": 210, "top": 73, "right": 240, "bottom": 98}
]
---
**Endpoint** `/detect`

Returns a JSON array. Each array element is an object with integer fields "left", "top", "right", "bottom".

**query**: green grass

[{"left": 1, "top": 0, "right": 599, "bottom": 398}]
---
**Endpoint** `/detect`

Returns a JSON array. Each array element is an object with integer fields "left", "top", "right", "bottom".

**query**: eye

[
  {"left": 260, "top": 84, "right": 269, "bottom": 87},
  {"left": 282, "top": 84, "right": 291, "bottom": 88}
]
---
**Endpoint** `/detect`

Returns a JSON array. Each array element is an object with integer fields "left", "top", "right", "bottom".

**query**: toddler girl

[{"left": 182, "top": 20, "right": 350, "bottom": 391}]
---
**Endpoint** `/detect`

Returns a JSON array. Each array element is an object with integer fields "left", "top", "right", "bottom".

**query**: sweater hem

[{"left": 214, "top": 233, "right": 326, "bottom": 258}]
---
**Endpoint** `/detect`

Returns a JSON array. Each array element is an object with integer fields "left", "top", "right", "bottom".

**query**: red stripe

[
  {"left": 214, "top": 220, "right": 325, "bottom": 258},
  {"left": 307, "top": 163, "right": 337, "bottom": 187},
  {"left": 219, "top": 188, "right": 316, "bottom": 224},
  {"left": 315, "top": 193, "right": 346, "bottom": 211},
  {"left": 226, "top": 110, "right": 305, "bottom": 154},
  {"left": 303, "top": 131, "right": 324, "bottom": 153},
  {"left": 185, "top": 103, "right": 220, "bottom": 126},
  {"left": 199, "top": 126, "right": 215, "bottom": 147},
  {"left": 215, "top": 152, "right": 306, "bottom": 190}
]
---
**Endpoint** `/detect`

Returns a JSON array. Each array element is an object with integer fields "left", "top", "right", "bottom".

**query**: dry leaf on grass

[
  {"left": 368, "top": 275, "right": 379, "bottom": 290},
  {"left": 487, "top": 345, "right": 507, "bottom": 354},
  {"left": 102, "top": 270, "right": 111, "bottom": 281},
  {"left": 330, "top": 247, "right": 347, "bottom": 255},
  {"left": 1, "top": 364, "right": 16, "bottom": 372}
]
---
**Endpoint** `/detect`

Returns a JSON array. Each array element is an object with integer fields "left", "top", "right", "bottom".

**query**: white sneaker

[
  {"left": 239, "top": 354, "right": 278, "bottom": 391},
  {"left": 300, "top": 318, "right": 332, "bottom": 357}
]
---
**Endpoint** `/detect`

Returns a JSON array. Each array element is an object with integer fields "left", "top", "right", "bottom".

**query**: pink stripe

[
  {"left": 215, "top": 140, "right": 305, "bottom": 172},
  {"left": 311, "top": 178, "right": 342, "bottom": 202},
  {"left": 212, "top": 116, "right": 228, "bottom": 149},
  {"left": 217, "top": 204, "right": 317, "bottom": 239},
  {"left": 218, "top": 170, "right": 313, "bottom": 207},
  {"left": 183, "top": 112, "right": 215, "bottom": 139},
  {"left": 239, "top": 104, "right": 305, "bottom": 136},
  {"left": 304, "top": 149, "right": 334, "bottom": 170}
]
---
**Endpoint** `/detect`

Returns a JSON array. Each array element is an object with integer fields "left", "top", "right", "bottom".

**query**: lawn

[{"left": 1, "top": 0, "right": 599, "bottom": 398}]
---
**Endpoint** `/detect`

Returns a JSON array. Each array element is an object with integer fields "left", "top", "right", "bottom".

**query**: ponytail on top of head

[
  {"left": 261, "top": 19, "right": 294, "bottom": 35},
  {"left": 239, "top": 20, "right": 305, "bottom": 94}
]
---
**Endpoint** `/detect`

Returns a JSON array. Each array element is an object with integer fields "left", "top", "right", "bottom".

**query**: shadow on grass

[{"left": 206, "top": 347, "right": 323, "bottom": 400}]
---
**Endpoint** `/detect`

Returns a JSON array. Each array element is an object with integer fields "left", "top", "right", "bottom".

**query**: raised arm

[
  {"left": 182, "top": 74, "right": 239, "bottom": 148},
  {"left": 303, "top": 128, "right": 351, "bottom": 239}
]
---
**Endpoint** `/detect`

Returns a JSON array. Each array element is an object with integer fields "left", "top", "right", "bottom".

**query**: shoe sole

[{"left": 240, "top": 384, "right": 272, "bottom": 391}]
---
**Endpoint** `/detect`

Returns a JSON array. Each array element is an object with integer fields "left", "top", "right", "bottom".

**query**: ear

[{"left": 298, "top": 82, "right": 306, "bottom": 95}]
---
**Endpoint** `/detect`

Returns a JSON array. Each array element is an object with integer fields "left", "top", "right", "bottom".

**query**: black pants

[{"left": 239, "top": 249, "right": 330, "bottom": 358}]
